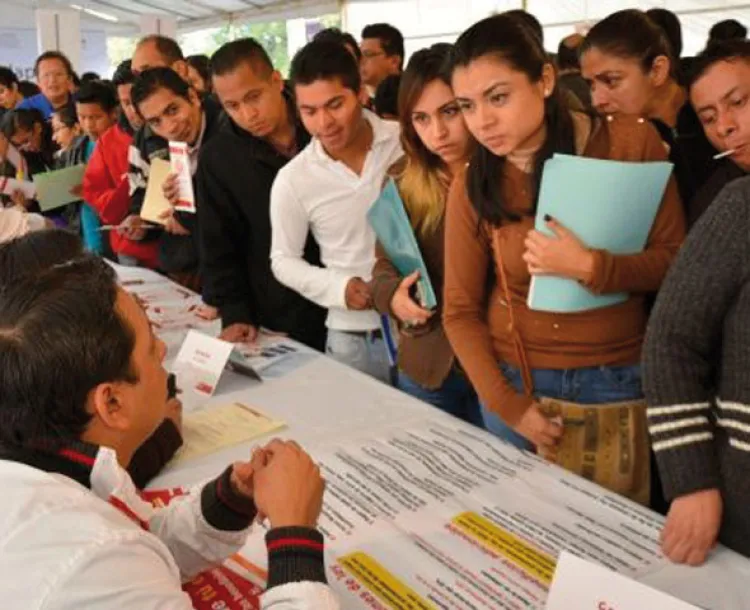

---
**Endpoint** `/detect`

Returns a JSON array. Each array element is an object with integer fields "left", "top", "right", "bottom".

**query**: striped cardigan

[{"left": 643, "top": 176, "right": 750, "bottom": 558}]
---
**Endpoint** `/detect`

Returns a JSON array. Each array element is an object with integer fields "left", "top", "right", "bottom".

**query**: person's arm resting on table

[{"left": 643, "top": 182, "right": 749, "bottom": 566}]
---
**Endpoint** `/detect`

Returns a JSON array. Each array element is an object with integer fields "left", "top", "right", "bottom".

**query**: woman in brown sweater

[
  {"left": 371, "top": 44, "right": 482, "bottom": 426},
  {"left": 443, "top": 14, "right": 686, "bottom": 451}
]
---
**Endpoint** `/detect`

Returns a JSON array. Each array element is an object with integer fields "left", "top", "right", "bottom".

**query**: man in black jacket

[
  {"left": 129, "top": 67, "right": 224, "bottom": 302},
  {"left": 196, "top": 38, "right": 326, "bottom": 351}
]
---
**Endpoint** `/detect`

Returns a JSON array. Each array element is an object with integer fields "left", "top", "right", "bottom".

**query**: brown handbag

[{"left": 495, "top": 245, "right": 650, "bottom": 505}]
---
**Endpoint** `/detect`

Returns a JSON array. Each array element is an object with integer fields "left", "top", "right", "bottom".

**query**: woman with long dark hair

[
  {"left": 442, "top": 14, "right": 685, "bottom": 501},
  {"left": 580, "top": 9, "right": 717, "bottom": 226},
  {"left": 371, "top": 43, "right": 481, "bottom": 425}
]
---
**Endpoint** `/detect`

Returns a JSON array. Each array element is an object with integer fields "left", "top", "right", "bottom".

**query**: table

[{"left": 115, "top": 264, "right": 750, "bottom": 610}]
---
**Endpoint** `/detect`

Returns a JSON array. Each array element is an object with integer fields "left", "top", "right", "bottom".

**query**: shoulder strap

[{"left": 495, "top": 243, "right": 534, "bottom": 397}]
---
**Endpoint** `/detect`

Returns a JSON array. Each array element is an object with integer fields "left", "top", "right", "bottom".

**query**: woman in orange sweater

[
  {"left": 443, "top": 14, "right": 686, "bottom": 452},
  {"left": 372, "top": 44, "right": 481, "bottom": 425}
]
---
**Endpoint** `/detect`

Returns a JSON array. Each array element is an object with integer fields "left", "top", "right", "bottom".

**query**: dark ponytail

[
  {"left": 581, "top": 9, "right": 676, "bottom": 79},
  {"left": 451, "top": 14, "right": 575, "bottom": 226}
]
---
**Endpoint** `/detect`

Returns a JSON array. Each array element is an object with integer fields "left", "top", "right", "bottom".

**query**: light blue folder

[
  {"left": 367, "top": 178, "right": 438, "bottom": 310},
  {"left": 528, "top": 154, "right": 673, "bottom": 313}
]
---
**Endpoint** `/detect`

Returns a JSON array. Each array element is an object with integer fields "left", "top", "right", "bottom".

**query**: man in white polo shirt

[{"left": 270, "top": 39, "right": 403, "bottom": 382}]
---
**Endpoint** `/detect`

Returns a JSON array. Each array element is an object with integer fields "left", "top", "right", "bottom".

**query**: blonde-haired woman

[{"left": 371, "top": 43, "right": 482, "bottom": 425}]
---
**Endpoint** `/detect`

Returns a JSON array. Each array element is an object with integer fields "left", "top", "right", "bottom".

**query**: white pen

[
  {"left": 98, "top": 224, "right": 160, "bottom": 231},
  {"left": 714, "top": 149, "right": 736, "bottom": 160}
]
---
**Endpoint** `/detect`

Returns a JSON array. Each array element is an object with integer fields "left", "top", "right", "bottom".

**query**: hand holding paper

[
  {"left": 524, "top": 215, "right": 595, "bottom": 281},
  {"left": 140, "top": 158, "right": 172, "bottom": 225},
  {"left": 528, "top": 154, "right": 673, "bottom": 313},
  {"left": 168, "top": 141, "right": 196, "bottom": 213},
  {"left": 367, "top": 178, "right": 438, "bottom": 309},
  {"left": 0, "top": 177, "right": 36, "bottom": 201},
  {"left": 390, "top": 271, "right": 434, "bottom": 326},
  {"left": 161, "top": 172, "right": 180, "bottom": 208},
  {"left": 32, "top": 165, "right": 86, "bottom": 211}
]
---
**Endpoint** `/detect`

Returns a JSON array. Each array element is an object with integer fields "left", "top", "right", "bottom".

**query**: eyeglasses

[{"left": 361, "top": 51, "right": 386, "bottom": 60}]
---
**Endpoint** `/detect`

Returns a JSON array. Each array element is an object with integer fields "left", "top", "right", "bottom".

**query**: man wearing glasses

[{"left": 359, "top": 23, "right": 404, "bottom": 96}]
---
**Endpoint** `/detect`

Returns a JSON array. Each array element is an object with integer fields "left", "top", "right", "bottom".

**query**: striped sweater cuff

[
  {"left": 648, "top": 401, "right": 720, "bottom": 500},
  {"left": 265, "top": 527, "right": 327, "bottom": 589},
  {"left": 200, "top": 466, "right": 257, "bottom": 531}
]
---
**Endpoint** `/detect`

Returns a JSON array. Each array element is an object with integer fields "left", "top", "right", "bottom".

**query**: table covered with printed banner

[{"left": 112, "top": 263, "right": 750, "bottom": 610}]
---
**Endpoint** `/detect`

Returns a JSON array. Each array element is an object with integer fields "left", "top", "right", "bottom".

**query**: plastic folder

[
  {"left": 528, "top": 154, "right": 673, "bottom": 313},
  {"left": 367, "top": 178, "right": 438, "bottom": 310},
  {"left": 32, "top": 164, "right": 86, "bottom": 212}
]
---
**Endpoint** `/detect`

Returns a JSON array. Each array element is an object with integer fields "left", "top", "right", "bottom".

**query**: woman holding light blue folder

[
  {"left": 371, "top": 44, "right": 483, "bottom": 427},
  {"left": 442, "top": 14, "right": 686, "bottom": 503}
]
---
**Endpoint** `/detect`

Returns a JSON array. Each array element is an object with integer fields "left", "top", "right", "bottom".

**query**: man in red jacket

[{"left": 83, "top": 60, "right": 159, "bottom": 268}]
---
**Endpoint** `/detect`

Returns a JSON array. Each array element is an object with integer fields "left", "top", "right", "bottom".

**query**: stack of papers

[{"left": 172, "top": 402, "right": 286, "bottom": 465}]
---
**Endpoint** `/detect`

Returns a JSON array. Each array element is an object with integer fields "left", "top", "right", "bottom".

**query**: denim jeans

[
  {"left": 326, "top": 329, "right": 391, "bottom": 384},
  {"left": 482, "top": 362, "right": 644, "bottom": 451},
  {"left": 398, "top": 368, "right": 484, "bottom": 428}
]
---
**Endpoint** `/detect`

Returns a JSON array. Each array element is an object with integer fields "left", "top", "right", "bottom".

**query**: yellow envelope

[
  {"left": 140, "top": 158, "right": 172, "bottom": 225},
  {"left": 171, "top": 402, "right": 286, "bottom": 465}
]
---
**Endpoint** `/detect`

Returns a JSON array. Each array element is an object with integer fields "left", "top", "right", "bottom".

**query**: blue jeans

[
  {"left": 398, "top": 368, "right": 484, "bottom": 428},
  {"left": 482, "top": 363, "right": 644, "bottom": 451},
  {"left": 326, "top": 329, "right": 391, "bottom": 384}
]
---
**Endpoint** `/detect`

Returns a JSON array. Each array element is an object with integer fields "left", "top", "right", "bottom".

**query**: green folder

[
  {"left": 367, "top": 178, "right": 438, "bottom": 310},
  {"left": 32, "top": 164, "right": 86, "bottom": 212},
  {"left": 528, "top": 154, "right": 673, "bottom": 313}
]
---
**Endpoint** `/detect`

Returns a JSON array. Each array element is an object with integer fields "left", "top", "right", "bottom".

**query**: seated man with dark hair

[
  {"left": 0, "top": 229, "right": 180, "bottom": 487},
  {"left": 0, "top": 244, "right": 338, "bottom": 609}
]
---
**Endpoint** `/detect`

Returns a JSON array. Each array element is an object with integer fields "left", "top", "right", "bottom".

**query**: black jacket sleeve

[{"left": 195, "top": 155, "right": 257, "bottom": 328}]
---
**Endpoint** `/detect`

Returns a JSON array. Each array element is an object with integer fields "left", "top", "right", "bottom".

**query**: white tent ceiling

[
  {"left": 0, "top": 0, "right": 748, "bottom": 42},
  {"left": 0, "top": 0, "right": 339, "bottom": 35}
]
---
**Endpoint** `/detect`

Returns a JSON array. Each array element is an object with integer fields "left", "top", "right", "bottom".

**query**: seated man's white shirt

[
  {"left": 270, "top": 110, "right": 403, "bottom": 332},
  {"left": 0, "top": 446, "right": 338, "bottom": 609}
]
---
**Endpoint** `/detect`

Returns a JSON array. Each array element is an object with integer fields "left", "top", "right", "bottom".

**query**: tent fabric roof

[{"left": 1, "top": 0, "right": 338, "bottom": 34}]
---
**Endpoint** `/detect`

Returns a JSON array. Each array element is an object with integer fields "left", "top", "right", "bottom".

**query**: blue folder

[
  {"left": 367, "top": 178, "right": 438, "bottom": 310},
  {"left": 528, "top": 154, "right": 673, "bottom": 313}
]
